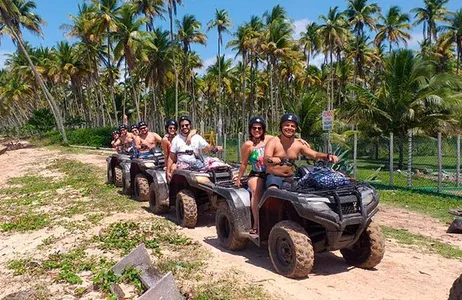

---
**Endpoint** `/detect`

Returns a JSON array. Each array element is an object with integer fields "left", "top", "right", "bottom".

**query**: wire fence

[{"left": 216, "top": 131, "right": 462, "bottom": 198}]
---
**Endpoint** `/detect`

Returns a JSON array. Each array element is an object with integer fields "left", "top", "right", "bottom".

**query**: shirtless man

[
  {"left": 110, "top": 130, "right": 120, "bottom": 150},
  {"left": 167, "top": 116, "right": 222, "bottom": 180},
  {"left": 112, "top": 125, "right": 135, "bottom": 154},
  {"left": 135, "top": 121, "right": 162, "bottom": 158},
  {"left": 264, "top": 113, "right": 339, "bottom": 189},
  {"left": 130, "top": 124, "right": 139, "bottom": 137}
]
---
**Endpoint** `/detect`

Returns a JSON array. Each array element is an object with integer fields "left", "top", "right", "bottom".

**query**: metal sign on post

[{"left": 322, "top": 110, "right": 334, "bottom": 131}]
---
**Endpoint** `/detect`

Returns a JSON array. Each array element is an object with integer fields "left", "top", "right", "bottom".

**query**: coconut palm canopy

[{"left": 0, "top": 0, "right": 461, "bottom": 142}]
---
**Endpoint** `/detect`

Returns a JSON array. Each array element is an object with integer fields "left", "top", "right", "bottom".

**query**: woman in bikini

[{"left": 235, "top": 116, "right": 273, "bottom": 234}]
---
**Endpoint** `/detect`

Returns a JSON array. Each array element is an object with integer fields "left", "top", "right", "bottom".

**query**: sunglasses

[
  {"left": 180, "top": 124, "right": 190, "bottom": 128},
  {"left": 168, "top": 126, "right": 176, "bottom": 130},
  {"left": 139, "top": 127, "right": 147, "bottom": 130},
  {"left": 251, "top": 126, "right": 263, "bottom": 131}
]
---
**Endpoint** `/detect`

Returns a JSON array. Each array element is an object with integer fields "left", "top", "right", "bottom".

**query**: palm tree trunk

[
  {"left": 8, "top": 24, "right": 68, "bottom": 142},
  {"left": 217, "top": 31, "right": 223, "bottom": 144},
  {"left": 241, "top": 52, "right": 247, "bottom": 136},
  {"left": 107, "top": 29, "right": 118, "bottom": 124},
  {"left": 169, "top": 9, "right": 179, "bottom": 119},
  {"left": 269, "top": 57, "right": 274, "bottom": 131}
]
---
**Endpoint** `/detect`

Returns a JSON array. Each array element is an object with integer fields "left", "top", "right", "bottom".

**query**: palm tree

[
  {"left": 318, "top": 6, "right": 349, "bottom": 110},
  {"left": 299, "top": 22, "right": 320, "bottom": 70},
  {"left": 113, "top": 4, "right": 154, "bottom": 121},
  {"left": 177, "top": 14, "right": 206, "bottom": 95},
  {"left": 375, "top": 6, "right": 411, "bottom": 53},
  {"left": 207, "top": 9, "right": 232, "bottom": 142},
  {"left": 411, "top": 0, "right": 449, "bottom": 45},
  {"left": 0, "top": 0, "right": 68, "bottom": 142},
  {"left": 440, "top": 9, "right": 462, "bottom": 74},
  {"left": 345, "top": 0, "right": 379, "bottom": 82},
  {"left": 129, "top": 0, "right": 165, "bottom": 31},
  {"left": 345, "top": 49, "right": 460, "bottom": 168},
  {"left": 228, "top": 23, "right": 253, "bottom": 136},
  {"left": 166, "top": 0, "right": 182, "bottom": 119}
]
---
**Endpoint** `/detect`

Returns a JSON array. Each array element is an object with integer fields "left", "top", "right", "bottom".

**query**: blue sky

[{"left": 0, "top": 0, "right": 460, "bottom": 70}]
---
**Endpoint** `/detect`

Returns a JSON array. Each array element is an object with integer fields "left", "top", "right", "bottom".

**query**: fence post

[
  {"left": 438, "top": 132, "right": 442, "bottom": 193},
  {"left": 457, "top": 134, "right": 460, "bottom": 187},
  {"left": 407, "top": 130, "right": 412, "bottom": 188},
  {"left": 353, "top": 130, "right": 358, "bottom": 180},
  {"left": 389, "top": 132, "right": 394, "bottom": 185},
  {"left": 237, "top": 133, "right": 242, "bottom": 163},
  {"left": 223, "top": 133, "right": 227, "bottom": 162}
]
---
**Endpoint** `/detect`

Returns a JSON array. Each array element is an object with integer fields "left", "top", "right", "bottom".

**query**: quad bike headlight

[{"left": 361, "top": 190, "right": 376, "bottom": 206}]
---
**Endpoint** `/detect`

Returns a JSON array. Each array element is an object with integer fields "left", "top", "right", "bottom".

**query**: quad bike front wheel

[
  {"left": 216, "top": 202, "right": 248, "bottom": 251},
  {"left": 134, "top": 174, "right": 149, "bottom": 201},
  {"left": 114, "top": 166, "right": 123, "bottom": 187},
  {"left": 449, "top": 274, "right": 462, "bottom": 300},
  {"left": 175, "top": 189, "right": 198, "bottom": 228},
  {"left": 340, "top": 221, "right": 385, "bottom": 269},
  {"left": 149, "top": 183, "right": 169, "bottom": 214},
  {"left": 268, "top": 221, "right": 314, "bottom": 278}
]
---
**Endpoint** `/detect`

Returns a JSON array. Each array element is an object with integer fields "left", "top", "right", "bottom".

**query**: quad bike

[
  {"left": 165, "top": 156, "right": 235, "bottom": 228},
  {"left": 106, "top": 153, "right": 132, "bottom": 187},
  {"left": 450, "top": 274, "right": 462, "bottom": 300},
  {"left": 214, "top": 163, "right": 385, "bottom": 278},
  {"left": 122, "top": 148, "right": 165, "bottom": 202}
]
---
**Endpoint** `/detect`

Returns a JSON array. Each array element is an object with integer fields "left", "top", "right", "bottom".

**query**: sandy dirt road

[{"left": 0, "top": 144, "right": 461, "bottom": 299}]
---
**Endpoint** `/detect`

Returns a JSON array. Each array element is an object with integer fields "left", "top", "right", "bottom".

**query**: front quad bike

[
  {"left": 125, "top": 148, "right": 165, "bottom": 202},
  {"left": 214, "top": 174, "right": 385, "bottom": 279},
  {"left": 169, "top": 165, "right": 233, "bottom": 229},
  {"left": 106, "top": 153, "right": 131, "bottom": 187},
  {"left": 450, "top": 274, "right": 462, "bottom": 300}
]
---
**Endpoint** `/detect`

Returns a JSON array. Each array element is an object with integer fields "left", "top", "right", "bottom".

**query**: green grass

[
  {"left": 379, "top": 190, "right": 459, "bottom": 223},
  {"left": 1, "top": 213, "right": 50, "bottom": 232},
  {"left": 194, "top": 275, "right": 271, "bottom": 300},
  {"left": 382, "top": 226, "right": 462, "bottom": 259}
]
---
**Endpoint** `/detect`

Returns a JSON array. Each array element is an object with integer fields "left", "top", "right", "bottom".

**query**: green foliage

[
  {"left": 1, "top": 214, "right": 50, "bottom": 232},
  {"left": 382, "top": 226, "right": 462, "bottom": 259},
  {"left": 96, "top": 221, "right": 161, "bottom": 255},
  {"left": 28, "top": 108, "right": 56, "bottom": 132},
  {"left": 32, "top": 127, "right": 114, "bottom": 147}
]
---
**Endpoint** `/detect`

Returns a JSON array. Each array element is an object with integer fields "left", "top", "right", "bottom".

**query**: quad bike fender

[
  {"left": 214, "top": 186, "right": 252, "bottom": 233},
  {"left": 172, "top": 169, "right": 213, "bottom": 192},
  {"left": 146, "top": 169, "right": 169, "bottom": 202}
]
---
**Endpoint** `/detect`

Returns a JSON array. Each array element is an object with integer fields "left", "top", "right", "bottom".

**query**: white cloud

[
  {"left": 310, "top": 54, "right": 325, "bottom": 68},
  {"left": 293, "top": 18, "right": 312, "bottom": 40},
  {"left": 408, "top": 31, "right": 424, "bottom": 49},
  {"left": 0, "top": 51, "right": 13, "bottom": 69}
]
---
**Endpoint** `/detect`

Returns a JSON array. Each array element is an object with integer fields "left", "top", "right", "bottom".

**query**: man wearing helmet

[
  {"left": 167, "top": 116, "right": 222, "bottom": 180},
  {"left": 130, "top": 124, "right": 139, "bottom": 136},
  {"left": 112, "top": 124, "right": 135, "bottom": 154},
  {"left": 134, "top": 121, "right": 162, "bottom": 158},
  {"left": 161, "top": 119, "right": 197, "bottom": 156},
  {"left": 110, "top": 130, "right": 120, "bottom": 150},
  {"left": 264, "top": 113, "right": 339, "bottom": 189}
]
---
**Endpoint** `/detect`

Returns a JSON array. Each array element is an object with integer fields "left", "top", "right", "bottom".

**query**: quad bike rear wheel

[
  {"left": 149, "top": 183, "right": 169, "bottom": 214},
  {"left": 114, "top": 166, "right": 123, "bottom": 187},
  {"left": 449, "top": 274, "right": 462, "bottom": 300},
  {"left": 268, "top": 221, "right": 314, "bottom": 278},
  {"left": 340, "top": 221, "right": 385, "bottom": 269},
  {"left": 134, "top": 174, "right": 150, "bottom": 201},
  {"left": 216, "top": 202, "right": 248, "bottom": 250},
  {"left": 176, "top": 189, "right": 198, "bottom": 228}
]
